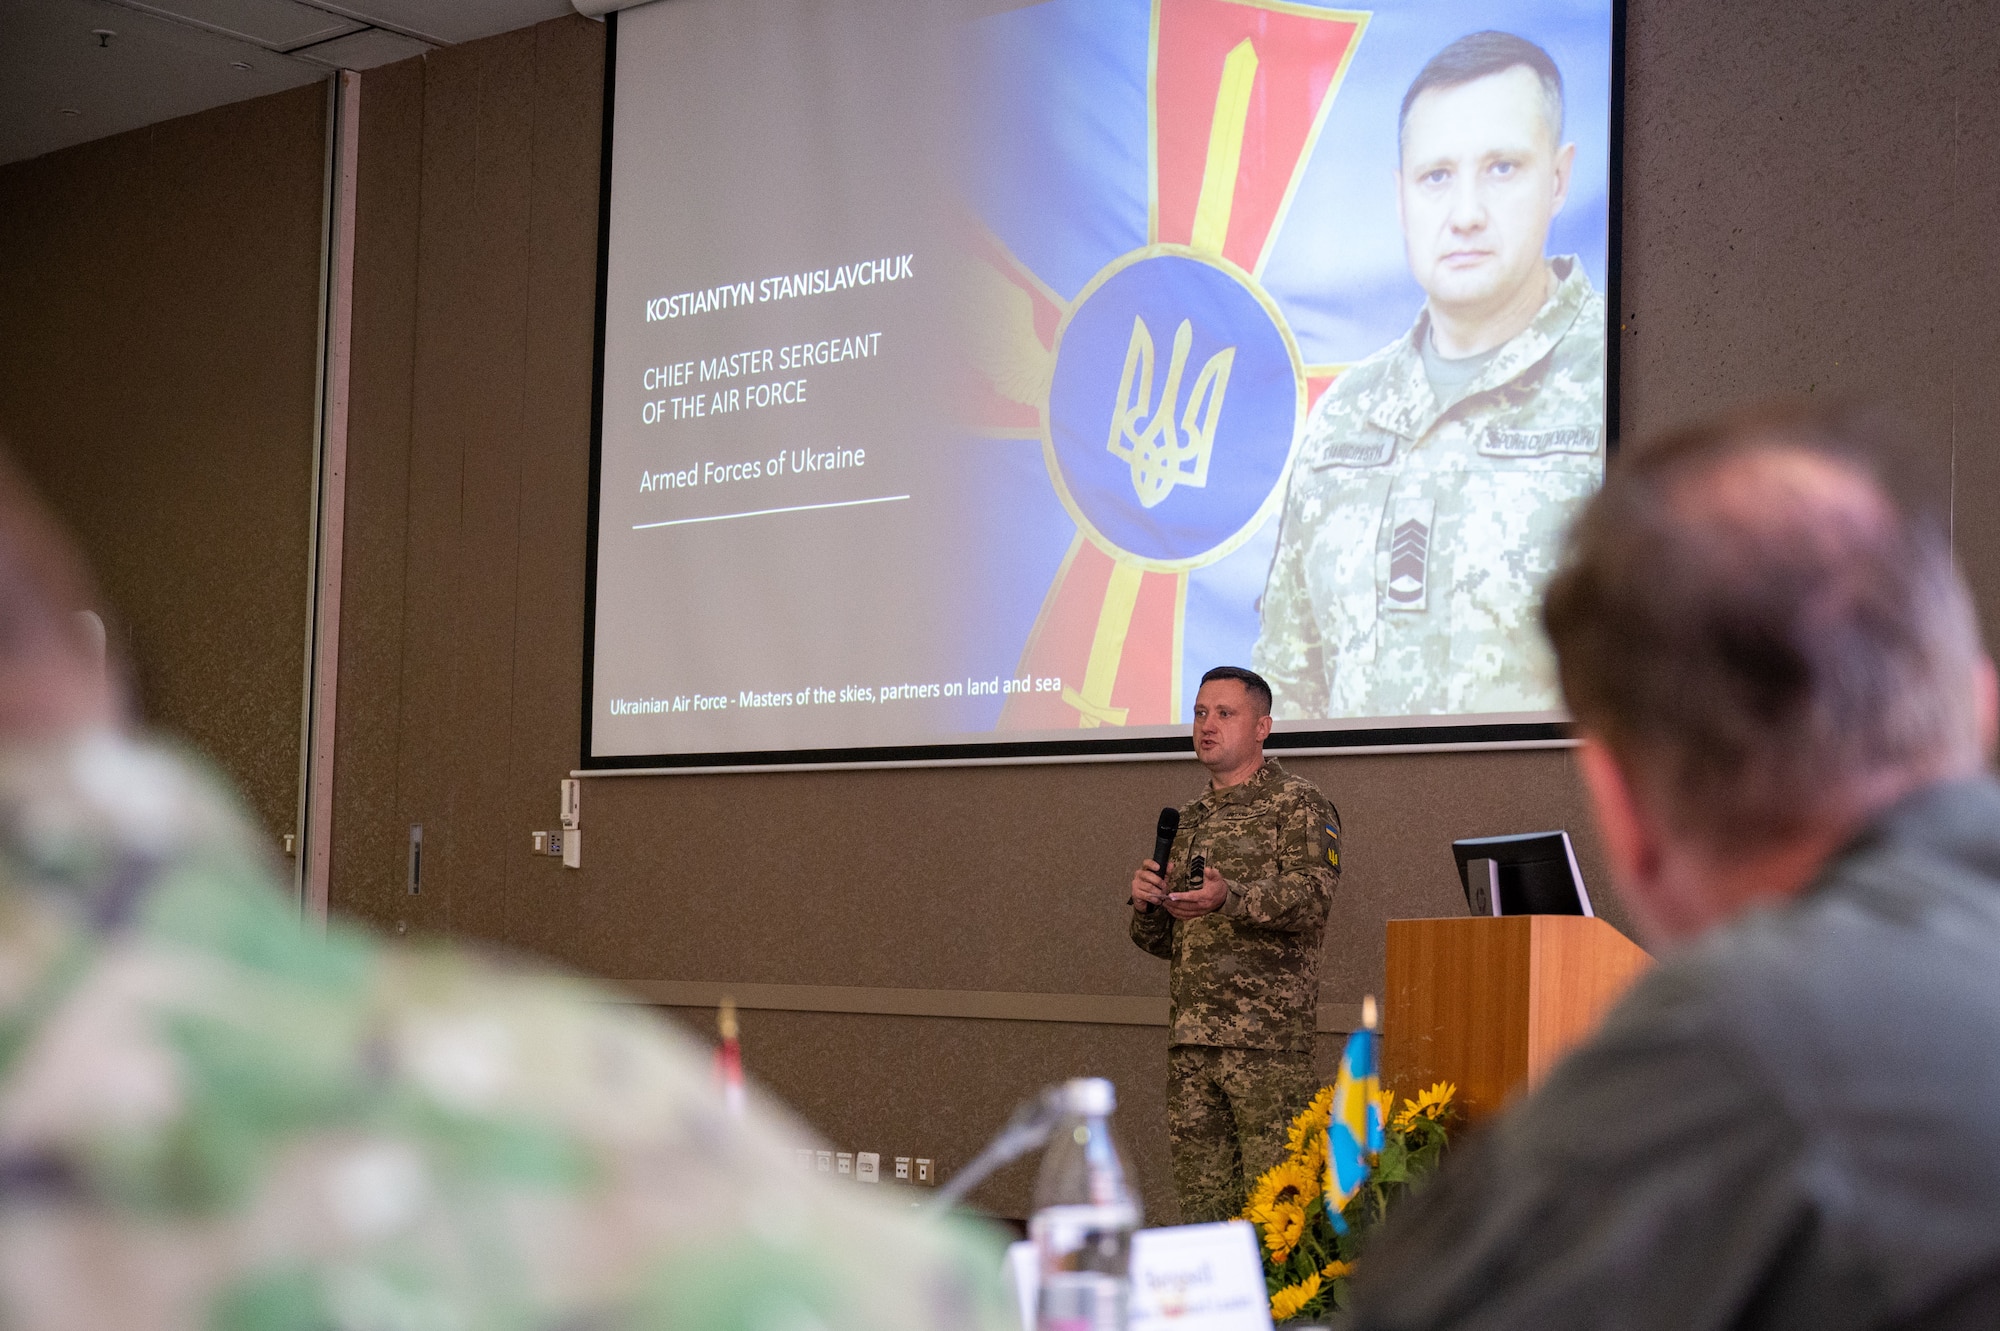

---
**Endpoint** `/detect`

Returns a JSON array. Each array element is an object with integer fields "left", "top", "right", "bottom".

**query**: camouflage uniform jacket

[
  {"left": 0, "top": 733, "right": 1010, "bottom": 1331},
  {"left": 1253, "top": 257, "right": 1606, "bottom": 720},
  {"left": 1130, "top": 759, "right": 1339, "bottom": 1052}
]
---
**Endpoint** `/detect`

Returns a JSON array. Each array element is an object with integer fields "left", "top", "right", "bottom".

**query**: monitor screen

[
  {"left": 586, "top": 0, "right": 1620, "bottom": 769},
  {"left": 1453, "top": 830, "right": 1592, "bottom": 916}
]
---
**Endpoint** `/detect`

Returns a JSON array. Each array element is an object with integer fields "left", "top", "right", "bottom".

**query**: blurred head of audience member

[
  {"left": 1541, "top": 402, "right": 1994, "bottom": 942},
  {"left": 1353, "top": 404, "right": 2000, "bottom": 1331},
  {"left": 0, "top": 445, "right": 1007, "bottom": 1330}
]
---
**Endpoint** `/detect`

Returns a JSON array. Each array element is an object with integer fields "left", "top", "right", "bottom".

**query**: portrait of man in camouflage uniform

[
  {"left": 1254, "top": 30, "right": 1607, "bottom": 720},
  {"left": 1130, "top": 667, "right": 1340, "bottom": 1223}
]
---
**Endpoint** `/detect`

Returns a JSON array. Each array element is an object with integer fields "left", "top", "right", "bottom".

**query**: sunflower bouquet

[{"left": 1242, "top": 1081, "right": 1457, "bottom": 1323}]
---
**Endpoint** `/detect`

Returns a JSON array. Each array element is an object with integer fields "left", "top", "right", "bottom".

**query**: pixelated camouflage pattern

[
  {"left": 0, "top": 735, "right": 1010, "bottom": 1331},
  {"left": 1131, "top": 759, "right": 1339, "bottom": 1052},
  {"left": 1166, "top": 1045, "right": 1317, "bottom": 1224},
  {"left": 1254, "top": 258, "right": 1607, "bottom": 720}
]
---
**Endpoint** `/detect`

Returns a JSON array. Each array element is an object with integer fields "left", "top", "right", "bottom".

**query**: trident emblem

[{"left": 1105, "top": 315, "right": 1236, "bottom": 508}]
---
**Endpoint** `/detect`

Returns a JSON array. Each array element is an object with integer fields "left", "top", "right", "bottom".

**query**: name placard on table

[{"left": 1007, "top": 1220, "right": 1274, "bottom": 1331}]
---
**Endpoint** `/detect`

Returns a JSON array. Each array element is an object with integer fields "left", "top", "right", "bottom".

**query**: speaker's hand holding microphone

[{"left": 1130, "top": 807, "right": 1179, "bottom": 912}]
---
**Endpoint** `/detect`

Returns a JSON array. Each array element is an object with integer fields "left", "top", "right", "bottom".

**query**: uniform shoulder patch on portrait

[
  {"left": 1324, "top": 822, "right": 1340, "bottom": 870},
  {"left": 1478, "top": 425, "right": 1603, "bottom": 458},
  {"left": 1309, "top": 432, "right": 1397, "bottom": 470}
]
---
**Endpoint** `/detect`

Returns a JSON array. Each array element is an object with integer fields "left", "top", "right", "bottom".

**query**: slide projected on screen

[{"left": 588, "top": 0, "right": 1616, "bottom": 767}]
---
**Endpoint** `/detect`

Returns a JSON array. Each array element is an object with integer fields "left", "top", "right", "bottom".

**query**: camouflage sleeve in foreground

[
  {"left": 0, "top": 735, "right": 1014, "bottom": 1331},
  {"left": 1163, "top": 761, "right": 1340, "bottom": 1052},
  {"left": 1132, "top": 897, "right": 1175, "bottom": 958}
]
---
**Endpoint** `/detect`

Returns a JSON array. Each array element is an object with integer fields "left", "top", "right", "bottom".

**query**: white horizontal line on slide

[{"left": 632, "top": 494, "right": 911, "bottom": 530}]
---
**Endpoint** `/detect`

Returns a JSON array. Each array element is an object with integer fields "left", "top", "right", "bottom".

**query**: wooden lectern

[{"left": 1383, "top": 916, "right": 1651, "bottom": 1121}]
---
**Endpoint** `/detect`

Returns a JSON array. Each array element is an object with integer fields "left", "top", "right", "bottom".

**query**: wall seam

[
  {"left": 497, "top": 27, "right": 546, "bottom": 940},
  {"left": 390, "top": 59, "right": 430, "bottom": 919}
]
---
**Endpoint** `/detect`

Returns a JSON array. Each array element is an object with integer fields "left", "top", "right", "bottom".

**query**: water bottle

[{"left": 1030, "top": 1077, "right": 1142, "bottom": 1331}]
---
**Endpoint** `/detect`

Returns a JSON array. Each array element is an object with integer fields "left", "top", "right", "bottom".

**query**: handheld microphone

[{"left": 1151, "top": 807, "right": 1180, "bottom": 876}]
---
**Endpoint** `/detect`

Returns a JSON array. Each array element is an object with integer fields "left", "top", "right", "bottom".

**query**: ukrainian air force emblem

[
  {"left": 1050, "top": 250, "right": 1298, "bottom": 569},
  {"left": 961, "top": 0, "right": 1368, "bottom": 730},
  {"left": 1106, "top": 315, "right": 1232, "bottom": 510}
]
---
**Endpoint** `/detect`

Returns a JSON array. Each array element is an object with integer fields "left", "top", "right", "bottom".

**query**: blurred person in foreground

[
  {"left": 0, "top": 450, "right": 1009, "bottom": 1328},
  {"left": 1353, "top": 404, "right": 2000, "bottom": 1330}
]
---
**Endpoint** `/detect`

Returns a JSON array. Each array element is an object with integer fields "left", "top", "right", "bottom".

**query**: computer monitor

[{"left": 1452, "top": 831, "right": 1593, "bottom": 917}]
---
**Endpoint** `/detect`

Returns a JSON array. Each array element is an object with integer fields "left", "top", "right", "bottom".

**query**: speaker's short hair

[{"left": 1199, "top": 666, "right": 1273, "bottom": 717}]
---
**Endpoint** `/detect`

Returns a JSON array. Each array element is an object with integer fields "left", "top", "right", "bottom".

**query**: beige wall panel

[
  {"left": 425, "top": 29, "right": 542, "bottom": 948},
  {"left": 395, "top": 38, "right": 510, "bottom": 939},
  {"left": 1617, "top": 1, "right": 1962, "bottom": 514},
  {"left": 0, "top": 86, "right": 326, "bottom": 843},
  {"left": 502, "top": 19, "right": 606, "bottom": 933}
]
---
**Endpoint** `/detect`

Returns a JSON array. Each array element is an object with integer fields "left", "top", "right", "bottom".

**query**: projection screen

[{"left": 585, "top": 0, "right": 1620, "bottom": 769}]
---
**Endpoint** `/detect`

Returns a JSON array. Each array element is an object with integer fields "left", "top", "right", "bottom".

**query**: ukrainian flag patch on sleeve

[{"left": 1325, "top": 824, "right": 1340, "bottom": 870}]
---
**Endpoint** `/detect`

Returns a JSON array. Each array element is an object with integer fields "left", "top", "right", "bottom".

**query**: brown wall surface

[
  {"left": 0, "top": 85, "right": 328, "bottom": 845},
  {"left": 328, "top": 2, "right": 2000, "bottom": 1224}
]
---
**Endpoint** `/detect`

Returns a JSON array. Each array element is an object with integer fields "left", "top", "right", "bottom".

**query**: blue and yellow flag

[{"left": 1323, "top": 997, "right": 1383, "bottom": 1233}]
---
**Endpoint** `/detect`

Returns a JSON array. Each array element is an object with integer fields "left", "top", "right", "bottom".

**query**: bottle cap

[{"left": 1064, "top": 1076, "right": 1115, "bottom": 1116}]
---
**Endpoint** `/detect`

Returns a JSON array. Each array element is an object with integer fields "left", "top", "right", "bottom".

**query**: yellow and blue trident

[{"left": 1324, "top": 996, "right": 1383, "bottom": 1233}]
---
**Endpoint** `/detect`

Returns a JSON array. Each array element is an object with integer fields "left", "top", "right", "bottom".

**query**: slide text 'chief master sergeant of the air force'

[
  {"left": 1254, "top": 31, "right": 1606, "bottom": 721},
  {"left": 1129, "top": 667, "right": 1341, "bottom": 1224}
]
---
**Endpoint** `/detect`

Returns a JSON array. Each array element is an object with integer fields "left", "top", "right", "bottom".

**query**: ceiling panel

[
  {"left": 302, "top": 0, "right": 574, "bottom": 46},
  {"left": 291, "top": 24, "right": 429, "bottom": 69},
  {"left": 0, "top": 0, "right": 325, "bottom": 166},
  {"left": 0, "top": 0, "right": 603, "bottom": 167},
  {"left": 110, "top": 0, "right": 363, "bottom": 49}
]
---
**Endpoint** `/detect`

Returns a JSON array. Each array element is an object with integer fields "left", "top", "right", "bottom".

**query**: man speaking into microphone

[{"left": 1131, "top": 666, "right": 1342, "bottom": 1223}]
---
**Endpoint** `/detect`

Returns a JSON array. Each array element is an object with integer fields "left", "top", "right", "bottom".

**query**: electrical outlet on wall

[
  {"left": 914, "top": 1157, "right": 935, "bottom": 1185},
  {"left": 529, "top": 829, "right": 581, "bottom": 868},
  {"left": 894, "top": 1156, "right": 912, "bottom": 1182},
  {"left": 856, "top": 1151, "right": 880, "bottom": 1183}
]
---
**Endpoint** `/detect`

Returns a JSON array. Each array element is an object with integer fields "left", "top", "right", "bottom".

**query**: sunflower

[
  {"left": 1257, "top": 1199, "right": 1307, "bottom": 1260},
  {"left": 1322, "top": 1258, "right": 1354, "bottom": 1280},
  {"left": 1373, "top": 1086, "right": 1396, "bottom": 1131},
  {"left": 1392, "top": 1071, "right": 1456, "bottom": 1127},
  {"left": 1291, "top": 1129, "right": 1327, "bottom": 1185},
  {"left": 1269, "top": 1273, "right": 1323, "bottom": 1322},
  {"left": 1392, "top": 1080, "right": 1457, "bottom": 1130},
  {"left": 1285, "top": 1085, "right": 1334, "bottom": 1157},
  {"left": 1247, "top": 1156, "right": 1320, "bottom": 1214},
  {"left": 1244, "top": 1157, "right": 1318, "bottom": 1261}
]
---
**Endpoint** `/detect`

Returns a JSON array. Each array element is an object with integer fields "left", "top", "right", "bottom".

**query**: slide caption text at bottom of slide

[{"left": 607, "top": 674, "right": 1065, "bottom": 717}]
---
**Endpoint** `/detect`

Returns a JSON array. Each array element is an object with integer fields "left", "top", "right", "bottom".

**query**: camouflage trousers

[{"left": 1167, "top": 1044, "right": 1318, "bottom": 1224}]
